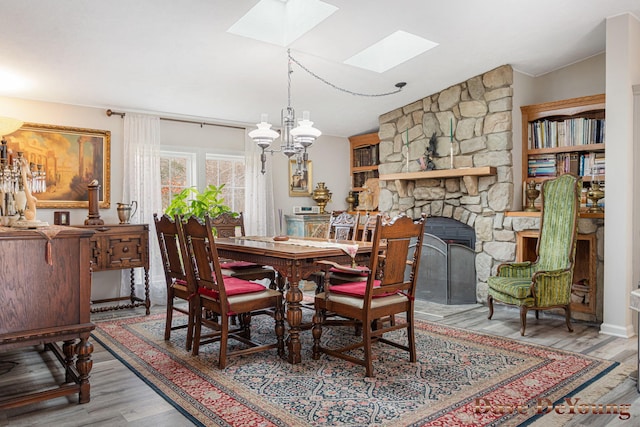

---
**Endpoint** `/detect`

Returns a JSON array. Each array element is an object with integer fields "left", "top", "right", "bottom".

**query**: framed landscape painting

[{"left": 4, "top": 122, "right": 111, "bottom": 208}]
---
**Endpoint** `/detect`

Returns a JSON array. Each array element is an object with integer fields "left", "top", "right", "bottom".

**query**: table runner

[{"left": 240, "top": 236, "right": 359, "bottom": 259}]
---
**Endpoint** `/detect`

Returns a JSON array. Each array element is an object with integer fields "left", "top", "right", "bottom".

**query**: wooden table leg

[{"left": 285, "top": 261, "right": 303, "bottom": 364}]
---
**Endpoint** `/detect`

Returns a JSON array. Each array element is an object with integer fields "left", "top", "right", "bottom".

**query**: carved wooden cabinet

[
  {"left": 73, "top": 223, "right": 150, "bottom": 314},
  {"left": 285, "top": 214, "right": 330, "bottom": 238},
  {"left": 0, "top": 226, "right": 95, "bottom": 408}
]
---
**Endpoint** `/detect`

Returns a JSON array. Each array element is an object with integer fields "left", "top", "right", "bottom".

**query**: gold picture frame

[
  {"left": 288, "top": 159, "right": 312, "bottom": 197},
  {"left": 5, "top": 122, "right": 111, "bottom": 209}
]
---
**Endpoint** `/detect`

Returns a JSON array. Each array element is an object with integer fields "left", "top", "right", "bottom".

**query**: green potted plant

[{"left": 165, "top": 184, "right": 233, "bottom": 220}]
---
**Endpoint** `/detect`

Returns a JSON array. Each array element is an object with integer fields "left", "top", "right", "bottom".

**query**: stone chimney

[{"left": 376, "top": 65, "right": 515, "bottom": 302}]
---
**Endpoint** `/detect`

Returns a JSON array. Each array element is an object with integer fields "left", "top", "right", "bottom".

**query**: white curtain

[
  {"left": 243, "top": 130, "right": 276, "bottom": 236},
  {"left": 122, "top": 113, "right": 165, "bottom": 305}
]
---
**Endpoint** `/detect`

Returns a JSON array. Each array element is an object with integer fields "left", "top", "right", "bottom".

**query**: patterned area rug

[{"left": 92, "top": 313, "right": 623, "bottom": 427}]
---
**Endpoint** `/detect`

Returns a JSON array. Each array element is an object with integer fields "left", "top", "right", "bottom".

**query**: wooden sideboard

[
  {"left": 73, "top": 224, "right": 150, "bottom": 315},
  {"left": 0, "top": 226, "right": 95, "bottom": 409}
]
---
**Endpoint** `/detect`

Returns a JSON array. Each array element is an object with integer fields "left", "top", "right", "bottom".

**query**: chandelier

[
  {"left": 249, "top": 49, "right": 406, "bottom": 175},
  {"left": 249, "top": 49, "right": 321, "bottom": 176}
]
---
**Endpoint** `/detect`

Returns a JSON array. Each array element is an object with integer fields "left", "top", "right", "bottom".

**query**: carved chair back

[{"left": 326, "top": 211, "right": 360, "bottom": 241}]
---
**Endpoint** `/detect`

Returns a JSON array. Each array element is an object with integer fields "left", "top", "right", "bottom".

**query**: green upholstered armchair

[{"left": 487, "top": 174, "right": 581, "bottom": 336}]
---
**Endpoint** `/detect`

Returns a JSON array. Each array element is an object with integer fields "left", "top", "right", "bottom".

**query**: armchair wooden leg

[
  {"left": 519, "top": 306, "right": 528, "bottom": 336},
  {"left": 564, "top": 305, "right": 574, "bottom": 332},
  {"left": 487, "top": 295, "right": 494, "bottom": 319}
]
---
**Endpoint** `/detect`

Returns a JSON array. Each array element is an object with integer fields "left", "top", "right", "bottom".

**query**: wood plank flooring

[{"left": 1, "top": 301, "right": 637, "bottom": 426}]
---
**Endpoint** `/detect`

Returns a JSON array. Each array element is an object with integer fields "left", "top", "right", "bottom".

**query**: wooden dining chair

[
  {"left": 178, "top": 215, "right": 285, "bottom": 368},
  {"left": 325, "top": 210, "right": 361, "bottom": 241},
  {"left": 312, "top": 214, "right": 426, "bottom": 377},
  {"left": 153, "top": 213, "right": 196, "bottom": 351},
  {"left": 210, "top": 212, "right": 278, "bottom": 290},
  {"left": 310, "top": 211, "right": 365, "bottom": 292}
]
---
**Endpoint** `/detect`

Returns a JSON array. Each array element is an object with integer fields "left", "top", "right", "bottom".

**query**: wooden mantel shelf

[
  {"left": 379, "top": 166, "right": 496, "bottom": 181},
  {"left": 506, "top": 210, "right": 604, "bottom": 219},
  {"left": 379, "top": 166, "right": 496, "bottom": 197}
]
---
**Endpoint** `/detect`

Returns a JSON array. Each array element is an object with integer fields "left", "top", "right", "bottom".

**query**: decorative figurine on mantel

[
  {"left": 85, "top": 179, "right": 104, "bottom": 225},
  {"left": 417, "top": 132, "right": 436, "bottom": 171}
]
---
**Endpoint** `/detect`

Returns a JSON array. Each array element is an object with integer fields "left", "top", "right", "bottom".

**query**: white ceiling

[{"left": 1, "top": 1, "right": 639, "bottom": 137}]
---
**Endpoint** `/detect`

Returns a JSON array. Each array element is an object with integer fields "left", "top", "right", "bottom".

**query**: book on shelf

[
  {"left": 353, "top": 145, "right": 378, "bottom": 168},
  {"left": 528, "top": 117, "right": 605, "bottom": 149}
]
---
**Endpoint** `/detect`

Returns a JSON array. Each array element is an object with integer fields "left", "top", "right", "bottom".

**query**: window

[
  {"left": 205, "top": 154, "right": 245, "bottom": 213},
  {"left": 160, "top": 151, "right": 195, "bottom": 211}
]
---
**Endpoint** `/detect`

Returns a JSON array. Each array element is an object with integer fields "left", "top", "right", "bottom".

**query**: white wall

[
  {"left": 602, "top": 13, "right": 640, "bottom": 338},
  {"left": 511, "top": 72, "right": 536, "bottom": 210},
  {"left": 0, "top": 95, "right": 353, "bottom": 300},
  {"left": 271, "top": 133, "right": 351, "bottom": 217},
  {"left": 511, "top": 55, "right": 606, "bottom": 211},
  {"left": 530, "top": 54, "right": 606, "bottom": 103}
]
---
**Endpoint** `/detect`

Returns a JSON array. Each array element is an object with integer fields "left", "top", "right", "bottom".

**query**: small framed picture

[{"left": 54, "top": 211, "right": 70, "bottom": 226}]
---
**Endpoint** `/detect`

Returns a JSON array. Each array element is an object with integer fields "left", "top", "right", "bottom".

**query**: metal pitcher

[{"left": 116, "top": 201, "right": 137, "bottom": 224}]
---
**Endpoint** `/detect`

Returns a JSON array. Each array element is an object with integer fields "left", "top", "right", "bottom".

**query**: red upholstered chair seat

[
  {"left": 329, "top": 265, "right": 369, "bottom": 276},
  {"left": 219, "top": 260, "right": 259, "bottom": 269},
  {"left": 328, "top": 280, "right": 402, "bottom": 298},
  {"left": 197, "top": 277, "right": 266, "bottom": 299}
]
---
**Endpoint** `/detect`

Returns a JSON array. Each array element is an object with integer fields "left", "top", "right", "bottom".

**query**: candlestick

[
  {"left": 450, "top": 144, "right": 454, "bottom": 169},
  {"left": 450, "top": 118, "right": 453, "bottom": 142},
  {"left": 450, "top": 118, "right": 454, "bottom": 169},
  {"left": 405, "top": 128, "right": 409, "bottom": 172}
]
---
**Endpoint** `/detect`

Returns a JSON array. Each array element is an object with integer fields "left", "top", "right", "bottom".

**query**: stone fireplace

[
  {"left": 374, "top": 64, "right": 604, "bottom": 322},
  {"left": 376, "top": 65, "right": 515, "bottom": 304}
]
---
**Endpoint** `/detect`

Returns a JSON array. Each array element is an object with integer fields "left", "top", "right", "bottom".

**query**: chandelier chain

[
  {"left": 287, "top": 50, "right": 403, "bottom": 98},
  {"left": 287, "top": 54, "right": 293, "bottom": 108}
]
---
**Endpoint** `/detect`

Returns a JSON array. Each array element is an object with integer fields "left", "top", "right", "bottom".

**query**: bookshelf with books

[
  {"left": 521, "top": 94, "right": 605, "bottom": 212},
  {"left": 348, "top": 132, "right": 380, "bottom": 208}
]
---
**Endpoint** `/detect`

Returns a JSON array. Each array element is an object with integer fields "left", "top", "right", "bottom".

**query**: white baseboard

[{"left": 599, "top": 322, "right": 635, "bottom": 338}]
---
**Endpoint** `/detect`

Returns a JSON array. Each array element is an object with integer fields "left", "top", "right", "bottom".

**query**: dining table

[{"left": 214, "top": 235, "right": 374, "bottom": 364}]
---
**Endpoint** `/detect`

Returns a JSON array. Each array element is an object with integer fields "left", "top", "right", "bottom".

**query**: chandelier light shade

[
  {"left": 290, "top": 110, "right": 321, "bottom": 149},
  {"left": 250, "top": 49, "right": 321, "bottom": 175}
]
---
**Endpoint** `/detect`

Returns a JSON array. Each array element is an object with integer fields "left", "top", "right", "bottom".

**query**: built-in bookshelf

[
  {"left": 522, "top": 94, "right": 605, "bottom": 183},
  {"left": 521, "top": 94, "right": 605, "bottom": 211},
  {"left": 348, "top": 132, "right": 380, "bottom": 208}
]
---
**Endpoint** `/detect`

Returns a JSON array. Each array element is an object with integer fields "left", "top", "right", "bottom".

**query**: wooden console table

[
  {"left": 0, "top": 226, "right": 95, "bottom": 409},
  {"left": 73, "top": 224, "right": 150, "bottom": 315}
]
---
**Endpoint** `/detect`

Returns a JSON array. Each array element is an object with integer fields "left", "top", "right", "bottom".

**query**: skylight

[
  {"left": 227, "top": 0, "right": 338, "bottom": 47},
  {"left": 344, "top": 31, "right": 439, "bottom": 73}
]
